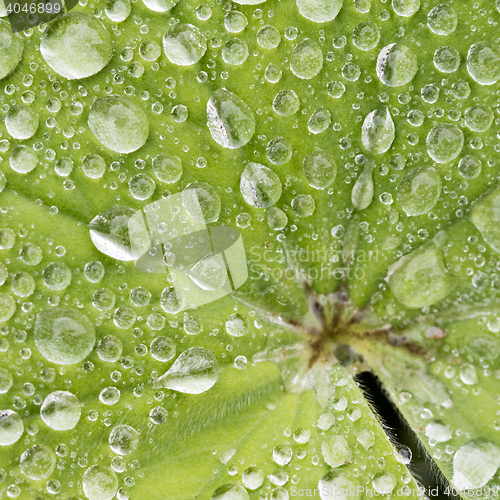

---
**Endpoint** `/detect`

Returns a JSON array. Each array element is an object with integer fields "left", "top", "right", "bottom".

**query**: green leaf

[{"left": 0, "top": 0, "right": 499, "bottom": 499}]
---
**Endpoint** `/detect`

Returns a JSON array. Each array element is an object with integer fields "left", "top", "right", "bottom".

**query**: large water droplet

[
  {"left": 20, "top": 444, "right": 56, "bottom": 480},
  {"left": 467, "top": 42, "right": 500, "bottom": 85},
  {"left": 187, "top": 254, "right": 227, "bottom": 290},
  {"left": 308, "top": 107, "right": 331, "bottom": 134},
  {"left": 352, "top": 163, "right": 375, "bottom": 210},
  {"left": 376, "top": 43, "right": 418, "bottom": 87},
  {"left": 83, "top": 465, "right": 118, "bottom": 500},
  {"left": 319, "top": 471, "right": 358, "bottom": 500},
  {"left": 9, "top": 145, "right": 38, "bottom": 174},
  {"left": 352, "top": 21, "right": 380, "bottom": 51},
  {"left": 425, "top": 420, "right": 451, "bottom": 443},
  {"left": 0, "top": 292, "right": 16, "bottom": 322},
  {"left": 182, "top": 182, "right": 221, "bottom": 223},
  {"left": 211, "top": 484, "right": 250, "bottom": 500},
  {"left": 321, "top": 435, "right": 352, "bottom": 467},
  {"left": 40, "top": 13, "right": 113, "bottom": 80},
  {"left": 34, "top": 307, "right": 96, "bottom": 365},
  {"left": 207, "top": 89, "right": 256, "bottom": 149},
  {"left": 0, "top": 20, "right": 23, "bottom": 80},
  {"left": 109, "top": 424, "right": 139, "bottom": 455},
  {"left": 388, "top": 238, "right": 451, "bottom": 308},
  {"left": 89, "top": 206, "right": 137, "bottom": 261},
  {"left": 372, "top": 473, "right": 396, "bottom": 495},
  {"left": 303, "top": 150, "right": 337, "bottom": 190},
  {"left": 163, "top": 23, "right": 207, "bottom": 65},
  {"left": 361, "top": 105, "right": 395, "bottom": 154},
  {"left": 464, "top": 104, "right": 493, "bottom": 132},
  {"left": 392, "top": 0, "right": 420, "bottom": 17},
  {"left": 88, "top": 95, "right": 149, "bottom": 153},
  {"left": 296, "top": 0, "right": 343, "bottom": 22},
  {"left": 453, "top": 440, "right": 500, "bottom": 489},
  {"left": 240, "top": 163, "right": 282, "bottom": 208},
  {"left": 6, "top": 105, "right": 39, "bottom": 140},
  {"left": 0, "top": 409, "right": 23, "bottom": 446},
  {"left": 469, "top": 185, "right": 500, "bottom": 254},
  {"left": 290, "top": 38, "right": 323, "bottom": 79},
  {"left": 427, "top": 3, "right": 457, "bottom": 36},
  {"left": 153, "top": 347, "right": 218, "bottom": 394},
  {"left": 426, "top": 123, "right": 463, "bottom": 163},
  {"left": 397, "top": 167, "right": 441, "bottom": 216},
  {"left": 41, "top": 391, "right": 81, "bottom": 431},
  {"left": 222, "top": 38, "right": 249, "bottom": 65}
]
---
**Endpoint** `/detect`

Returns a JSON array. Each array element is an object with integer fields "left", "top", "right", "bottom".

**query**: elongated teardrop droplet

[
  {"left": 352, "top": 162, "right": 375, "bottom": 210},
  {"left": 153, "top": 347, "right": 218, "bottom": 394},
  {"left": 361, "top": 105, "right": 395, "bottom": 154}
]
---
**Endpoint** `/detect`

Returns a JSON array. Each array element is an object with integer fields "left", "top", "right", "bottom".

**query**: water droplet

[
  {"left": 273, "top": 445, "right": 292, "bottom": 466},
  {"left": 83, "top": 465, "right": 118, "bottom": 500},
  {"left": 42, "top": 262, "right": 71, "bottom": 290},
  {"left": 88, "top": 95, "right": 149, "bottom": 154},
  {"left": 89, "top": 206, "right": 137, "bottom": 261},
  {"left": 82, "top": 154, "right": 106, "bottom": 180},
  {"left": 433, "top": 45, "right": 460, "bottom": 73},
  {"left": 34, "top": 307, "right": 96, "bottom": 365},
  {"left": 150, "top": 336, "right": 176, "bottom": 361},
  {"left": 242, "top": 467, "right": 264, "bottom": 490},
  {"left": 182, "top": 181, "right": 221, "bottom": 223},
  {"left": 10, "top": 145, "right": 38, "bottom": 174},
  {"left": 105, "top": 0, "right": 131, "bottom": 22},
  {"left": 0, "top": 19, "right": 23, "bottom": 80},
  {"left": 467, "top": 42, "right": 500, "bottom": 85},
  {"left": 308, "top": 107, "right": 331, "bottom": 134},
  {"left": 187, "top": 254, "right": 227, "bottom": 290},
  {"left": 318, "top": 471, "right": 357, "bottom": 500},
  {"left": 352, "top": 22, "right": 380, "bottom": 51},
  {"left": 153, "top": 347, "right": 218, "bottom": 394},
  {"left": 266, "top": 137, "right": 292, "bottom": 165},
  {"left": 376, "top": 43, "right": 418, "bottom": 87},
  {"left": 211, "top": 484, "right": 250, "bottom": 500},
  {"left": 352, "top": 162, "right": 375, "bottom": 210},
  {"left": 129, "top": 173, "right": 156, "bottom": 200},
  {"left": 0, "top": 369, "right": 13, "bottom": 394},
  {"left": 459, "top": 363, "right": 478, "bottom": 385},
  {"left": 6, "top": 105, "right": 39, "bottom": 140},
  {"left": 464, "top": 104, "right": 493, "bottom": 132},
  {"left": 20, "top": 444, "right": 56, "bottom": 480},
  {"left": 458, "top": 155, "right": 481, "bottom": 179},
  {"left": 397, "top": 167, "right": 441, "bottom": 216},
  {"left": 99, "top": 387, "right": 120, "bottom": 405},
  {"left": 321, "top": 435, "right": 352, "bottom": 467},
  {"left": 109, "top": 424, "right": 139, "bottom": 455},
  {"left": 240, "top": 163, "right": 282, "bottom": 208},
  {"left": 149, "top": 406, "right": 168, "bottom": 424},
  {"left": 222, "top": 38, "right": 249, "bottom": 65},
  {"left": 296, "top": 0, "right": 343, "bottom": 23},
  {"left": 267, "top": 207, "right": 288, "bottom": 230},
  {"left": 453, "top": 440, "right": 500, "bottom": 489},
  {"left": 153, "top": 153, "right": 182, "bottom": 183},
  {"left": 40, "top": 391, "right": 80, "bottom": 431},
  {"left": 389, "top": 239, "right": 451, "bottom": 308},
  {"left": 372, "top": 473, "right": 396, "bottom": 495},
  {"left": 257, "top": 25, "right": 280, "bottom": 49},
  {"left": 273, "top": 90, "right": 300, "bottom": 116},
  {"left": 0, "top": 410, "right": 23, "bottom": 446},
  {"left": 226, "top": 314, "right": 249, "bottom": 337},
  {"left": 0, "top": 293, "right": 15, "bottom": 322},
  {"left": 291, "top": 194, "right": 315, "bottom": 217},
  {"left": 427, "top": 3, "right": 457, "bottom": 36},
  {"left": 97, "top": 335, "right": 123, "bottom": 362},
  {"left": 163, "top": 23, "right": 207, "bottom": 65},
  {"left": 426, "top": 123, "right": 463, "bottom": 163},
  {"left": 362, "top": 105, "right": 395, "bottom": 154},
  {"left": 392, "top": 0, "right": 419, "bottom": 17},
  {"left": 303, "top": 150, "right": 337, "bottom": 189},
  {"left": 290, "top": 38, "right": 323, "bottom": 79},
  {"left": 207, "top": 89, "right": 256, "bottom": 149},
  {"left": 160, "top": 286, "right": 185, "bottom": 314},
  {"left": 224, "top": 11, "right": 248, "bottom": 33},
  {"left": 41, "top": 13, "right": 112, "bottom": 79},
  {"left": 425, "top": 420, "right": 451, "bottom": 443}
]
